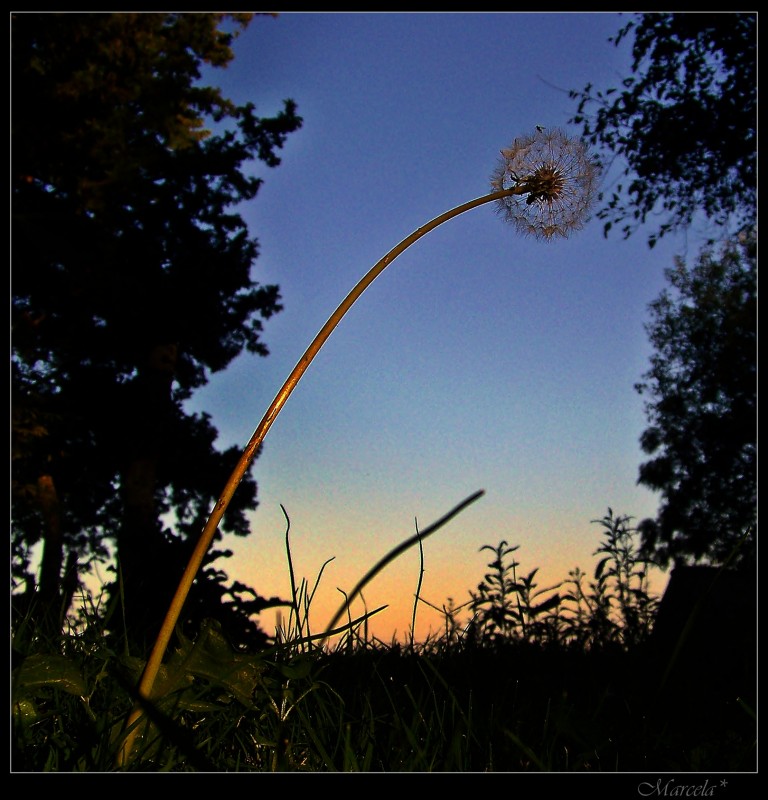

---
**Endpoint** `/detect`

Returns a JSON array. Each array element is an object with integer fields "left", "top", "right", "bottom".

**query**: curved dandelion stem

[{"left": 117, "top": 186, "right": 521, "bottom": 763}]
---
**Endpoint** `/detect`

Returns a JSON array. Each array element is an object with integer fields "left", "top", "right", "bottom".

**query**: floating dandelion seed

[{"left": 491, "top": 127, "right": 600, "bottom": 240}]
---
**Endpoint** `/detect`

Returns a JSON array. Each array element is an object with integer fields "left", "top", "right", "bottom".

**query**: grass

[{"left": 11, "top": 507, "right": 756, "bottom": 772}]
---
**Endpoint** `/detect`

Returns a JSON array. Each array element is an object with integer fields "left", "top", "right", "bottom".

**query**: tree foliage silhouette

[
  {"left": 569, "top": 12, "right": 756, "bottom": 247},
  {"left": 11, "top": 12, "right": 302, "bottom": 647},
  {"left": 635, "top": 231, "right": 756, "bottom": 568},
  {"left": 568, "top": 13, "right": 756, "bottom": 568}
]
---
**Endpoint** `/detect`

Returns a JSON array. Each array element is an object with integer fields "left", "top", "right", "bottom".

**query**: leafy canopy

[
  {"left": 635, "top": 231, "right": 756, "bottom": 567},
  {"left": 12, "top": 12, "right": 302, "bottom": 648},
  {"left": 569, "top": 13, "right": 756, "bottom": 247}
]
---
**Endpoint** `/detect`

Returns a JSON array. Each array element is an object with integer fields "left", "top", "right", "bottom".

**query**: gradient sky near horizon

[{"left": 178, "top": 12, "right": 715, "bottom": 644}]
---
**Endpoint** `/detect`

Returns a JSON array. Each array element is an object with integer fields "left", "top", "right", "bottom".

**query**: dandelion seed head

[{"left": 491, "top": 128, "right": 600, "bottom": 240}]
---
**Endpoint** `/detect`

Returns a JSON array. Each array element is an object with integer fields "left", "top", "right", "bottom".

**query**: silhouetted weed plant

[
  {"left": 562, "top": 509, "right": 659, "bottom": 650},
  {"left": 463, "top": 510, "right": 658, "bottom": 652},
  {"left": 466, "top": 542, "right": 565, "bottom": 648}
]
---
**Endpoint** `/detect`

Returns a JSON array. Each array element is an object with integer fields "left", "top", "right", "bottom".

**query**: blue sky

[{"left": 184, "top": 12, "right": 710, "bottom": 643}]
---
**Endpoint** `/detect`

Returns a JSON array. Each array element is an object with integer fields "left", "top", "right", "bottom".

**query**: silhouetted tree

[
  {"left": 12, "top": 12, "right": 301, "bottom": 648},
  {"left": 569, "top": 12, "right": 756, "bottom": 246},
  {"left": 635, "top": 231, "right": 756, "bottom": 567}
]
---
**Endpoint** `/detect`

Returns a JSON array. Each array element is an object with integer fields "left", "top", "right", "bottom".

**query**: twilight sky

[{"left": 182, "top": 12, "right": 712, "bottom": 644}]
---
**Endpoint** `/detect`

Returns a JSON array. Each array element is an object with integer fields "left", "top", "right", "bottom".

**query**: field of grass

[{"left": 11, "top": 510, "right": 756, "bottom": 773}]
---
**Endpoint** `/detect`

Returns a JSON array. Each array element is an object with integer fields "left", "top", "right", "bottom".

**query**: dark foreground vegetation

[{"left": 12, "top": 512, "right": 756, "bottom": 773}]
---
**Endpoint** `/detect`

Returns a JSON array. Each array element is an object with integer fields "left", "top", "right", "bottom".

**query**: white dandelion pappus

[{"left": 490, "top": 127, "right": 600, "bottom": 240}]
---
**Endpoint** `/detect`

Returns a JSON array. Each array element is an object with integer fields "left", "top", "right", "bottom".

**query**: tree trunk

[
  {"left": 27, "top": 472, "right": 75, "bottom": 636},
  {"left": 116, "top": 343, "right": 179, "bottom": 649},
  {"left": 36, "top": 473, "right": 63, "bottom": 607}
]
